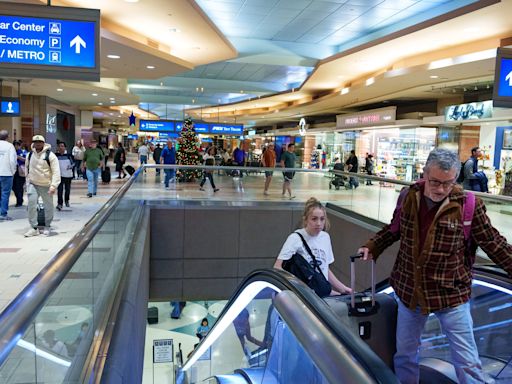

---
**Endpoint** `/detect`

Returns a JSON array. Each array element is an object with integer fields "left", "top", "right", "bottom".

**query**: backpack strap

[
  {"left": 462, "top": 191, "right": 475, "bottom": 242},
  {"left": 294, "top": 232, "right": 322, "bottom": 274}
]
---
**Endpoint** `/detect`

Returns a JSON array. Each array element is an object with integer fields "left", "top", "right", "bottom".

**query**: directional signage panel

[
  {"left": 140, "top": 120, "right": 175, "bottom": 132},
  {"left": 210, "top": 124, "right": 243, "bottom": 135},
  {"left": 493, "top": 48, "right": 512, "bottom": 108},
  {"left": 0, "top": 3, "right": 99, "bottom": 81}
]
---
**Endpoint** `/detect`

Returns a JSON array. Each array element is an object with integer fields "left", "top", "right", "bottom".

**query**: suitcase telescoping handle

[{"left": 349, "top": 254, "right": 376, "bottom": 309}]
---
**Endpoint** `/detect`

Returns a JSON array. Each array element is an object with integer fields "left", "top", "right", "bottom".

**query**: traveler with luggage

[
  {"left": 153, "top": 143, "right": 163, "bottom": 176},
  {"left": 82, "top": 140, "right": 104, "bottom": 198},
  {"left": 113, "top": 143, "right": 127, "bottom": 179},
  {"left": 329, "top": 158, "right": 345, "bottom": 190},
  {"left": 358, "top": 148, "right": 512, "bottom": 384},
  {"left": 345, "top": 150, "right": 359, "bottom": 189},
  {"left": 274, "top": 197, "right": 352, "bottom": 296},
  {"left": 24, "top": 135, "right": 61, "bottom": 237},
  {"left": 55, "top": 142, "right": 74, "bottom": 210},
  {"left": 365, "top": 153, "right": 374, "bottom": 185}
]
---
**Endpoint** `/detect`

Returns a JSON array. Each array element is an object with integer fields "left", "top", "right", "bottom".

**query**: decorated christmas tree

[{"left": 176, "top": 117, "right": 202, "bottom": 181}]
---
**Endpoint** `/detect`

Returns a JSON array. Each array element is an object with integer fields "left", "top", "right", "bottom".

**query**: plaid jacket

[{"left": 365, "top": 181, "right": 512, "bottom": 314}]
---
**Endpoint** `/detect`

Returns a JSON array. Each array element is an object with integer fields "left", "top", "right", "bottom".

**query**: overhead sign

[
  {"left": 127, "top": 134, "right": 138, "bottom": 139},
  {"left": 0, "top": 3, "right": 100, "bottom": 81},
  {"left": 140, "top": 120, "right": 175, "bottom": 132},
  {"left": 493, "top": 48, "right": 512, "bottom": 108},
  {"left": 0, "top": 97, "right": 20, "bottom": 116},
  {"left": 445, "top": 100, "right": 492, "bottom": 121},
  {"left": 158, "top": 132, "right": 178, "bottom": 138},
  {"left": 210, "top": 124, "right": 243, "bottom": 135},
  {"left": 153, "top": 339, "right": 173, "bottom": 364},
  {"left": 337, "top": 107, "right": 396, "bottom": 129}
]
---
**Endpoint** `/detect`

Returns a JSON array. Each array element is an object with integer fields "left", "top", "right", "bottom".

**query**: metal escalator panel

[{"left": 178, "top": 269, "right": 398, "bottom": 384}]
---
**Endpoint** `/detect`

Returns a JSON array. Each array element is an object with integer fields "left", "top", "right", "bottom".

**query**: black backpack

[{"left": 456, "top": 161, "right": 466, "bottom": 183}]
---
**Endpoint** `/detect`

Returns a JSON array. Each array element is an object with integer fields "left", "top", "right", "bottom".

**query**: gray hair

[
  {"left": 424, "top": 148, "right": 460, "bottom": 176},
  {"left": 0, "top": 130, "right": 8, "bottom": 140}
]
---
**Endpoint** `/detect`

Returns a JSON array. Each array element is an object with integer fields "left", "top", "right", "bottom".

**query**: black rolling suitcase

[
  {"left": 147, "top": 306, "right": 159, "bottom": 324},
  {"left": 101, "top": 166, "right": 111, "bottom": 183},
  {"left": 125, "top": 165, "right": 135, "bottom": 176},
  {"left": 37, "top": 201, "right": 46, "bottom": 227},
  {"left": 326, "top": 255, "right": 397, "bottom": 369}
]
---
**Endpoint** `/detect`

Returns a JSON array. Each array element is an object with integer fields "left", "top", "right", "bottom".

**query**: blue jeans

[
  {"left": 0, "top": 175, "right": 13, "bottom": 217},
  {"left": 347, "top": 175, "right": 359, "bottom": 189},
  {"left": 395, "top": 299, "right": 485, "bottom": 384},
  {"left": 86, "top": 168, "right": 101, "bottom": 194},
  {"left": 164, "top": 169, "right": 175, "bottom": 188}
]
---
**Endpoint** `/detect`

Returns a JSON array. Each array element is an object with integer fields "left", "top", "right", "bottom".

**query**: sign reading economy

[{"left": 0, "top": 3, "right": 100, "bottom": 81}]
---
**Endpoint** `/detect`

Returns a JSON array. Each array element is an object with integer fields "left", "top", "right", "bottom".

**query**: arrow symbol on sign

[
  {"left": 70, "top": 35, "right": 86, "bottom": 54},
  {"left": 506, "top": 70, "right": 512, "bottom": 86}
]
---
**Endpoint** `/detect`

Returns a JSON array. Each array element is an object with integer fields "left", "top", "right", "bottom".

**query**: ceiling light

[
  {"left": 341, "top": 87, "right": 350, "bottom": 95},
  {"left": 240, "top": 90, "right": 244, "bottom": 93},
  {"left": 124, "top": 0, "right": 139, "bottom": 2},
  {"left": 92, "top": 93, "right": 98, "bottom": 96},
  {"left": 110, "top": 100, "right": 115, "bottom": 103},
  {"left": 429, "top": 75, "right": 439, "bottom": 79},
  {"left": 463, "top": 87, "right": 467, "bottom": 92},
  {"left": 160, "top": 82, "right": 163, "bottom": 86},
  {"left": 474, "top": 86, "right": 478, "bottom": 91},
  {"left": 107, "top": 54, "right": 120, "bottom": 59},
  {"left": 486, "top": 84, "right": 490, "bottom": 89},
  {"left": 365, "top": 77, "right": 375, "bottom": 86},
  {"left": 98, "top": 102, "right": 103, "bottom": 105},
  {"left": 56, "top": 88, "right": 63, "bottom": 92},
  {"left": 146, "top": 65, "right": 155, "bottom": 69},
  {"left": 109, "top": 97, "right": 115, "bottom": 100}
]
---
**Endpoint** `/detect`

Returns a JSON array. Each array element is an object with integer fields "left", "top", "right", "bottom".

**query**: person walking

[
  {"left": 82, "top": 140, "right": 104, "bottom": 198},
  {"left": 138, "top": 142, "right": 149, "bottom": 172},
  {"left": 153, "top": 143, "right": 163, "bottom": 176},
  {"left": 72, "top": 140, "right": 85, "bottom": 179},
  {"left": 161, "top": 139, "right": 176, "bottom": 189},
  {"left": 261, "top": 142, "right": 276, "bottom": 196},
  {"left": 24, "top": 135, "right": 61, "bottom": 236},
  {"left": 462, "top": 146, "right": 487, "bottom": 192},
  {"left": 199, "top": 146, "right": 219, "bottom": 192},
  {"left": 357, "top": 148, "right": 512, "bottom": 384},
  {"left": 365, "top": 153, "right": 374, "bottom": 185},
  {"left": 113, "top": 143, "right": 126, "bottom": 179},
  {"left": 280, "top": 143, "right": 296, "bottom": 200},
  {"left": 55, "top": 142, "right": 74, "bottom": 210},
  {"left": 12, "top": 140, "right": 27, "bottom": 208},
  {"left": 345, "top": 150, "right": 359, "bottom": 189},
  {"left": 0, "top": 130, "right": 17, "bottom": 221}
]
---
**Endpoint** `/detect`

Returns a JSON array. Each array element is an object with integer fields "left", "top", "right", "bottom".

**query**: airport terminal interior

[{"left": 0, "top": 0, "right": 512, "bottom": 383}]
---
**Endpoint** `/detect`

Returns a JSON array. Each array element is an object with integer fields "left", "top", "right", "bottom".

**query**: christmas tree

[{"left": 176, "top": 117, "right": 202, "bottom": 181}]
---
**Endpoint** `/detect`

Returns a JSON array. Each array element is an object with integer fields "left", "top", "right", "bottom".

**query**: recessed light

[
  {"left": 109, "top": 97, "right": 115, "bottom": 100},
  {"left": 341, "top": 87, "right": 350, "bottom": 95},
  {"left": 365, "top": 77, "right": 375, "bottom": 86},
  {"left": 110, "top": 100, "right": 115, "bottom": 103},
  {"left": 56, "top": 88, "right": 63, "bottom": 92},
  {"left": 92, "top": 93, "right": 98, "bottom": 96},
  {"left": 124, "top": 0, "right": 139, "bottom": 3},
  {"left": 98, "top": 102, "right": 103, "bottom": 105},
  {"left": 169, "top": 28, "right": 181, "bottom": 33},
  {"left": 430, "top": 75, "right": 439, "bottom": 79},
  {"left": 107, "top": 54, "right": 120, "bottom": 59},
  {"left": 109, "top": 113, "right": 114, "bottom": 116},
  {"left": 146, "top": 65, "right": 155, "bottom": 69}
]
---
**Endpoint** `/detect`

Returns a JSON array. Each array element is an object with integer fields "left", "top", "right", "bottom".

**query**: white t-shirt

[
  {"left": 138, "top": 145, "right": 149, "bottom": 156},
  {"left": 278, "top": 228, "right": 334, "bottom": 279}
]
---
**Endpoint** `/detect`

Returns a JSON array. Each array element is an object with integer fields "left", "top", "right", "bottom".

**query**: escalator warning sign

[{"left": 153, "top": 339, "right": 173, "bottom": 363}]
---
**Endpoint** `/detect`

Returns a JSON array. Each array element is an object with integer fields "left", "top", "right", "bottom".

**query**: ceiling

[{"left": 1, "top": 0, "right": 511, "bottom": 129}]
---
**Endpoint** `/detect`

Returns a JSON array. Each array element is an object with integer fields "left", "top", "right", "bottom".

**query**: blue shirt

[
  {"left": 161, "top": 146, "right": 176, "bottom": 164},
  {"left": 16, "top": 148, "right": 28, "bottom": 166}
]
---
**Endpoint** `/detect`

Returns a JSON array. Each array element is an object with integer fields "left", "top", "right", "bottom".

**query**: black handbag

[{"left": 282, "top": 232, "right": 332, "bottom": 297}]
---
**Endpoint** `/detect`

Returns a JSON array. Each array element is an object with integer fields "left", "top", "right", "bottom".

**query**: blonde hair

[{"left": 302, "top": 197, "right": 330, "bottom": 231}]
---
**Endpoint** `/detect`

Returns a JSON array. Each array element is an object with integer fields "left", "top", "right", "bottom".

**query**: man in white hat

[
  {"left": 24, "top": 135, "right": 60, "bottom": 237},
  {"left": 0, "top": 130, "right": 17, "bottom": 221}
]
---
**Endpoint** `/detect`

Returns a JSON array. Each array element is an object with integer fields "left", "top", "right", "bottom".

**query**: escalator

[{"left": 177, "top": 266, "right": 512, "bottom": 384}]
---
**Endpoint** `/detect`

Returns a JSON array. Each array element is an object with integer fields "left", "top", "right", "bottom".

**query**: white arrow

[
  {"left": 506, "top": 70, "right": 512, "bottom": 87},
  {"left": 70, "top": 35, "right": 86, "bottom": 54}
]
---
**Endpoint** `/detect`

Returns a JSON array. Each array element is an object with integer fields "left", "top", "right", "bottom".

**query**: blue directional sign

[
  {"left": 0, "top": 4, "right": 99, "bottom": 81},
  {"left": 210, "top": 124, "right": 243, "bottom": 135},
  {"left": 493, "top": 48, "right": 512, "bottom": 108},
  {"left": 159, "top": 132, "right": 179, "bottom": 138},
  {"left": 140, "top": 120, "right": 175, "bottom": 132},
  {"left": 0, "top": 97, "right": 20, "bottom": 116},
  {"left": 127, "top": 134, "right": 138, "bottom": 140},
  {"left": 0, "top": 15, "right": 95, "bottom": 68}
]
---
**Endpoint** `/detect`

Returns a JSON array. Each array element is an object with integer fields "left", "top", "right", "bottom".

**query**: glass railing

[
  {"left": 135, "top": 164, "right": 512, "bottom": 248},
  {"left": 177, "top": 269, "right": 398, "bottom": 384},
  {"left": 0, "top": 168, "right": 146, "bottom": 383}
]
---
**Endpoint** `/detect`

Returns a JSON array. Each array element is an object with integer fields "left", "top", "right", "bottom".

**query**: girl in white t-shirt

[{"left": 274, "top": 197, "right": 352, "bottom": 296}]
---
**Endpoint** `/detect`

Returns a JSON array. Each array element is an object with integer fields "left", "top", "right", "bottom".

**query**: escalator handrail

[
  {"left": 185, "top": 268, "right": 398, "bottom": 384},
  {"left": 0, "top": 168, "right": 143, "bottom": 366}
]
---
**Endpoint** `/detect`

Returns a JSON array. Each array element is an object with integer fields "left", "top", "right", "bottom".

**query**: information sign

[
  {"left": 153, "top": 339, "right": 173, "bottom": 364},
  {"left": 0, "top": 3, "right": 99, "bottom": 80},
  {"left": 493, "top": 48, "right": 512, "bottom": 108},
  {"left": 210, "top": 124, "right": 243, "bottom": 135},
  {"left": 140, "top": 120, "right": 175, "bottom": 132},
  {"left": 127, "top": 134, "right": 138, "bottom": 140},
  {"left": 0, "top": 97, "right": 20, "bottom": 116}
]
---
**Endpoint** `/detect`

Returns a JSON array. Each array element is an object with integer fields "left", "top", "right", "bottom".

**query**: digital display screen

[
  {"left": 0, "top": 97, "right": 20, "bottom": 115},
  {"left": 493, "top": 48, "right": 512, "bottom": 108}
]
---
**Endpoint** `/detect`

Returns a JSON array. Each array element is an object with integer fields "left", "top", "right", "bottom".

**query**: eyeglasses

[{"left": 427, "top": 178, "right": 456, "bottom": 189}]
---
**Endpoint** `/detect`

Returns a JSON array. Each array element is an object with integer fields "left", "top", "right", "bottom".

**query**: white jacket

[
  {"left": 27, "top": 143, "right": 61, "bottom": 189},
  {"left": 0, "top": 140, "right": 17, "bottom": 176},
  {"left": 72, "top": 145, "right": 85, "bottom": 160}
]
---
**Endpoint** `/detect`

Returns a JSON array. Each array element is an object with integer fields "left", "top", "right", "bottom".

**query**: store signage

[
  {"left": 0, "top": 4, "right": 100, "bottom": 81},
  {"left": 210, "top": 124, "right": 243, "bottom": 135},
  {"left": 158, "top": 132, "right": 178, "bottom": 138},
  {"left": 445, "top": 100, "right": 492, "bottom": 121},
  {"left": 493, "top": 48, "right": 512, "bottom": 108},
  {"left": 140, "top": 120, "right": 175, "bottom": 132},
  {"left": 298, "top": 118, "right": 307, "bottom": 136},
  {"left": 153, "top": 339, "right": 173, "bottom": 364},
  {"left": 0, "top": 97, "right": 19, "bottom": 116},
  {"left": 337, "top": 107, "right": 396, "bottom": 129},
  {"left": 248, "top": 130, "right": 256, "bottom": 136},
  {"left": 46, "top": 113, "right": 56, "bottom": 133},
  {"left": 127, "top": 134, "right": 138, "bottom": 139}
]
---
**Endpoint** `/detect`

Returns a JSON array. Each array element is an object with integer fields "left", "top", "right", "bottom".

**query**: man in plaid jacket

[{"left": 359, "top": 148, "right": 512, "bottom": 384}]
